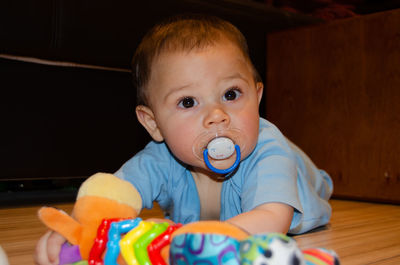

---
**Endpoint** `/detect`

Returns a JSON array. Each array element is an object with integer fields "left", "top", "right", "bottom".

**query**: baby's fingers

[
  {"left": 47, "top": 231, "right": 66, "bottom": 264},
  {"left": 34, "top": 231, "right": 66, "bottom": 265}
]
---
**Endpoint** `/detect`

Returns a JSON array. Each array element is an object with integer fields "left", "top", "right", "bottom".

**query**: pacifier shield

[
  {"left": 207, "top": 137, "right": 235, "bottom": 160},
  {"left": 203, "top": 143, "right": 241, "bottom": 175}
]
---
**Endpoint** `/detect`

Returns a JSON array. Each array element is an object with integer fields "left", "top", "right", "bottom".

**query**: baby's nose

[{"left": 204, "top": 106, "right": 230, "bottom": 128}]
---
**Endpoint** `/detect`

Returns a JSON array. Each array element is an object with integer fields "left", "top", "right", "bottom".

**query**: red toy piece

[
  {"left": 147, "top": 223, "right": 182, "bottom": 265},
  {"left": 88, "top": 218, "right": 124, "bottom": 265}
]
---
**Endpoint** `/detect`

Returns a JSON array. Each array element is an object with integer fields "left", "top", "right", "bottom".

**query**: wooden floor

[{"left": 0, "top": 199, "right": 399, "bottom": 265}]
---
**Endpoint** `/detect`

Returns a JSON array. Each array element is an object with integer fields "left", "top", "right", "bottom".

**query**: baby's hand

[{"left": 34, "top": 230, "right": 66, "bottom": 265}]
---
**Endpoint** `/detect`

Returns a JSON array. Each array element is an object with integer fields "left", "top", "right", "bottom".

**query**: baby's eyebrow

[
  {"left": 164, "top": 83, "right": 194, "bottom": 102},
  {"left": 221, "top": 73, "right": 249, "bottom": 84}
]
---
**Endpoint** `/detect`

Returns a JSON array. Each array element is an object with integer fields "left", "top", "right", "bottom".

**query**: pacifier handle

[{"left": 203, "top": 145, "right": 241, "bottom": 175}]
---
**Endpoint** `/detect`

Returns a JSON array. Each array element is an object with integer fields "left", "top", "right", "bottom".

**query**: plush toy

[
  {"left": 38, "top": 173, "right": 340, "bottom": 265},
  {"left": 38, "top": 173, "right": 142, "bottom": 261}
]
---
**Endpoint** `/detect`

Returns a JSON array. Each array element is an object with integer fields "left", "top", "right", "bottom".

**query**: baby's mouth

[
  {"left": 192, "top": 128, "right": 244, "bottom": 162},
  {"left": 202, "top": 136, "right": 241, "bottom": 175}
]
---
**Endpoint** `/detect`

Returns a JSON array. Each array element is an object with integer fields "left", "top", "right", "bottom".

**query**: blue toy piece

[{"left": 104, "top": 218, "right": 142, "bottom": 265}]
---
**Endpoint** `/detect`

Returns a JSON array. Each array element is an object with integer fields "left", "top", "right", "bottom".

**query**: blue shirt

[{"left": 115, "top": 118, "right": 333, "bottom": 234}]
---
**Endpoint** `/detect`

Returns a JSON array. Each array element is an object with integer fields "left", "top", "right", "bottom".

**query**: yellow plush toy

[{"left": 38, "top": 173, "right": 142, "bottom": 260}]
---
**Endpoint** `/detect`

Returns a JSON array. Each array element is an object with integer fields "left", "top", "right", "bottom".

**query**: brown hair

[{"left": 131, "top": 14, "right": 261, "bottom": 106}]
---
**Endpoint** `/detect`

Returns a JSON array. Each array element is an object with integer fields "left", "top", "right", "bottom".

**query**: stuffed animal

[
  {"left": 38, "top": 173, "right": 340, "bottom": 265},
  {"left": 38, "top": 173, "right": 142, "bottom": 261}
]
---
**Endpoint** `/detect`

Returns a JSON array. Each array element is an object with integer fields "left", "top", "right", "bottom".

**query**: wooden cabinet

[{"left": 266, "top": 9, "right": 400, "bottom": 203}]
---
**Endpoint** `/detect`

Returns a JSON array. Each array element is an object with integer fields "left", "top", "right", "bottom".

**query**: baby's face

[{"left": 145, "top": 40, "right": 263, "bottom": 172}]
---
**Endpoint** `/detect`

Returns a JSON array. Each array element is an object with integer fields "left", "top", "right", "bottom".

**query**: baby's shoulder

[{"left": 257, "top": 118, "right": 291, "bottom": 149}]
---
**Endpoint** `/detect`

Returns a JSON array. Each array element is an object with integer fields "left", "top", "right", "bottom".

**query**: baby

[{"left": 35, "top": 14, "right": 333, "bottom": 265}]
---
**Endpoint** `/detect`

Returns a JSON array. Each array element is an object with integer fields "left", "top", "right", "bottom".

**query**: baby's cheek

[
  {"left": 240, "top": 116, "right": 260, "bottom": 153},
  {"left": 166, "top": 132, "right": 197, "bottom": 164}
]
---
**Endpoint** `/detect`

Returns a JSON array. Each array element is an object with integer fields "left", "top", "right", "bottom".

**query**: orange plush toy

[{"left": 38, "top": 173, "right": 143, "bottom": 260}]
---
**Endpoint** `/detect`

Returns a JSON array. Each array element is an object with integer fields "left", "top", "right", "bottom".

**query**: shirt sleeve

[
  {"left": 240, "top": 138, "right": 303, "bottom": 215},
  {"left": 239, "top": 119, "right": 332, "bottom": 234},
  {"left": 114, "top": 141, "right": 173, "bottom": 211}
]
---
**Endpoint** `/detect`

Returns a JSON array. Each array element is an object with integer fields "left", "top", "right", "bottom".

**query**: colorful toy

[
  {"left": 53, "top": 219, "right": 339, "bottom": 265},
  {"left": 238, "top": 234, "right": 339, "bottom": 265},
  {"left": 147, "top": 224, "right": 182, "bottom": 265},
  {"left": 38, "top": 173, "right": 143, "bottom": 260},
  {"left": 169, "top": 229, "right": 339, "bottom": 265},
  {"left": 89, "top": 218, "right": 127, "bottom": 265},
  {"left": 170, "top": 233, "right": 241, "bottom": 264},
  {"left": 38, "top": 173, "right": 340, "bottom": 265}
]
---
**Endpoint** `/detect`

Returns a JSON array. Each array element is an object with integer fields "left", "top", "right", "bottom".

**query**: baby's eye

[
  {"left": 178, "top": 97, "right": 198, "bottom": 108},
  {"left": 223, "top": 88, "right": 242, "bottom": 101}
]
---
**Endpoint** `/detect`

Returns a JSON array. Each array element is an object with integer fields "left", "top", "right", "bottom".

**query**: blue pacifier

[{"left": 203, "top": 137, "right": 241, "bottom": 175}]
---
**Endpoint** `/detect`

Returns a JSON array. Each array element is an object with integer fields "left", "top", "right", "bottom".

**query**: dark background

[{"left": 1, "top": 0, "right": 399, "bottom": 204}]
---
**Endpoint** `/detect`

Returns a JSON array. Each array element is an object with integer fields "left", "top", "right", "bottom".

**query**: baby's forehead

[
  {"left": 146, "top": 45, "right": 256, "bottom": 97},
  {"left": 153, "top": 38, "right": 248, "bottom": 65},
  {"left": 150, "top": 45, "right": 251, "bottom": 84}
]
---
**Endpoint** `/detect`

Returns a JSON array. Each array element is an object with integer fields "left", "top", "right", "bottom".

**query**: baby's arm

[{"left": 226, "top": 202, "right": 293, "bottom": 234}]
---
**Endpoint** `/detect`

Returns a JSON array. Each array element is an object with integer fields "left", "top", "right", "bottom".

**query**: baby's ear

[
  {"left": 256, "top": 82, "right": 264, "bottom": 105},
  {"left": 136, "top": 105, "right": 164, "bottom": 142}
]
